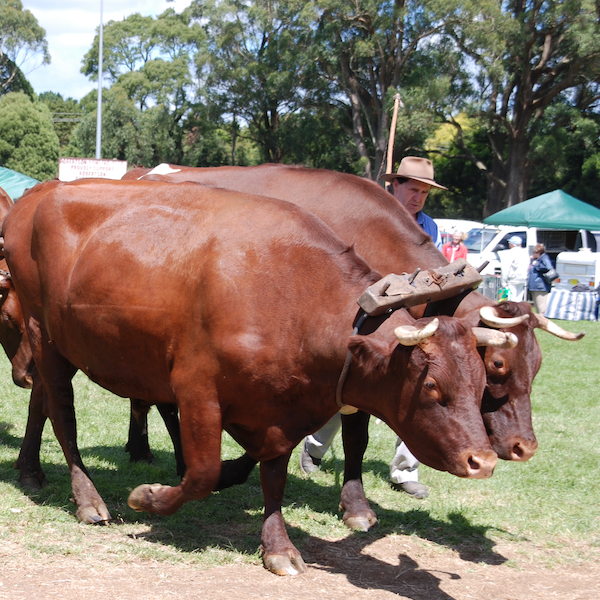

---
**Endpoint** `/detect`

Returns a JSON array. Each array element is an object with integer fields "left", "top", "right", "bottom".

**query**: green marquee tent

[
  {"left": 483, "top": 190, "right": 600, "bottom": 230},
  {"left": 0, "top": 166, "right": 38, "bottom": 201}
]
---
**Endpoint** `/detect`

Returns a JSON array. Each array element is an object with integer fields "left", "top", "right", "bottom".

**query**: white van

[
  {"left": 463, "top": 226, "right": 598, "bottom": 275},
  {"left": 555, "top": 250, "right": 600, "bottom": 290}
]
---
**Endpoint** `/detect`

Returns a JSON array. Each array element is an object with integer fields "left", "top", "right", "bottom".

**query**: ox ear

[{"left": 348, "top": 336, "right": 398, "bottom": 375}]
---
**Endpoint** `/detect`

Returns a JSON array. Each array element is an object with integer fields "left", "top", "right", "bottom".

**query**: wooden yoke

[{"left": 358, "top": 259, "right": 482, "bottom": 317}]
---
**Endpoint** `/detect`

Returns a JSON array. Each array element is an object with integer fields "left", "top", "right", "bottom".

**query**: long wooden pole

[{"left": 386, "top": 93, "right": 403, "bottom": 177}]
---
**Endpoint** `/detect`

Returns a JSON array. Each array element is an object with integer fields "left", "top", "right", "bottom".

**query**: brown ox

[
  {"left": 2, "top": 178, "right": 502, "bottom": 575},
  {"left": 124, "top": 164, "right": 583, "bottom": 528}
]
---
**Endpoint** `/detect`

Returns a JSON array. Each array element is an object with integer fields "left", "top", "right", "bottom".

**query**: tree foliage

[
  {"left": 81, "top": 8, "right": 207, "bottom": 164},
  {"left": 38, "top": 92, "right": 83, "bottom": 155},
  {"left": 0, "top": 0, "right": 49, "bottom": 96},
  {"left": 443, "top": 0, "right": 600, "bottom": 215},
  {"left": 309, "top": 0, "right": 477, "bottom": 179},
  {"left": 193, "top": 0, "right": 317, "bottom": 163},
  {"left": 48, "top": 0, "right": 600, "bottom": 218},
  {"left": 0, "top": 91, "right": 59, "bottom": 180}
]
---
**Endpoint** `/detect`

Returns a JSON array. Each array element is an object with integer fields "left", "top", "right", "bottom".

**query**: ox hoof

[
  {"left": 76, "top": 504, "right": 111, "bottom": 524},
  {"left": 263, "top": 552, "right": 307, "bottom": 576},
  {"left": 17, "top": 474, "right": 48, "bottom": 492},
  {"left": 128, "top": 483, "right": 167, "bottom": 513},
  {"left": 342, "top": 512, "right": 378, "bottom": 532}
]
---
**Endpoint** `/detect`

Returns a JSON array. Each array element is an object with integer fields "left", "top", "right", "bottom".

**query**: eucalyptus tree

[
  {"left": 81, "top": 7, "right": 207, "bottom": 164},
  {"left": 0, "top": 0, "right": 49, "bottom": 96},
  {"left": 191, "top": 0, "right": 318, "bottom": 164},
  {"left": 310, "top": 0, "right": 478, "bottom": 179},
  {"left": 444, "top": 0, "right": 600, "bottom": 215},
  {"left": 526, "top": 87, "right": 600, "bottom": 207}
]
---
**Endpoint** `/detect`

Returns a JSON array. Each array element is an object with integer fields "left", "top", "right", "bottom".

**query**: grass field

[{"left": 0, "top": 318, "right": 598, "bottom": 570}]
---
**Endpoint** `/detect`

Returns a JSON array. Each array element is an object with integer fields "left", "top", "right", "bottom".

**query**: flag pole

[{"left": 95, "top": 0, "right": 104, "bottom": 159}]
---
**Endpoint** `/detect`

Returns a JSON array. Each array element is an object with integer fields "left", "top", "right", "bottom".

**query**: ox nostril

[
  {"left": 466, "top": 453, "right": 497, "bottom": 479},
  {"left": 512, "top": 443, "right": 524, "bottom": 460},
  {"left": 468, "top": 456, "right": 480, "bottom": 471}
]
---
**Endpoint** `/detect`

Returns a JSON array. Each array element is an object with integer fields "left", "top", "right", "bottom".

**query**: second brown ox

[{"left": 125, "top": 164, "right": 583, "bottom": 528}]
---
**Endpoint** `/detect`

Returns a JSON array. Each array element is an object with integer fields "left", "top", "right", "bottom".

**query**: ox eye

[
  {"left": 424, "top": 380, "right": 436, "bottom": 390},
  {"left": 493, "top": 360, "right": 504, "bottom": 369}
]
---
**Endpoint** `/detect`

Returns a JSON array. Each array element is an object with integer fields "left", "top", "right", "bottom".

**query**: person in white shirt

[{"left": 501, "top": 236, "right": 530, "bottom": 301}]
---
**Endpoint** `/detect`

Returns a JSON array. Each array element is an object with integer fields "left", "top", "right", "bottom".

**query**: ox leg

[
  {"left": 339, "top": 410, "right": 378, "bottom": 531},
  {"left": 128, "top": 391, "right": 222, "bottom": 515},
  {"left": 126, "top": 400, "right": 186, "bottom": 478},
  {"left": 126, "top": 399, "right": 154, "bottom": 464},
  {"left": 260, "top": 451, "right": 306, "bottom": 576},
  {"left": 215, "top": 452, "right": 258, "bottom": 491},
  {"left": 156, "top": 403, "right": 186, "bottom": 477},
  {"left": 34, "top": 349, "right": 111, "bottom": 524},
  {"left": 15, "top": 369, "right": 49, "bottom": 490}
]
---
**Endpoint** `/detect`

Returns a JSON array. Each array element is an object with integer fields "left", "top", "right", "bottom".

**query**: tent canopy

[
  {"left": 483, "top": 190, "right": 600, "bottom": 230},
  {"left": 0, "top": 166, "right": 38, "bottom": 201}
]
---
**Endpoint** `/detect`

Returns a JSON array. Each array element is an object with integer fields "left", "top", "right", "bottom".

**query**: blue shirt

[{"left": 415, "top": 211, "right": 442, "bottom": 250}]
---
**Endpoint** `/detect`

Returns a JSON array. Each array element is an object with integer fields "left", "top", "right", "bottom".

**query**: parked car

[{"left": 464, "top": 226, "right": 598, "bottom": 275}]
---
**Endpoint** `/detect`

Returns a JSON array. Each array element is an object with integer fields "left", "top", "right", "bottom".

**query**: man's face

[
  {"left": 392, "top": 179, "right": 431, "bottom": 216},
  {"left": 452, "top": 232, "right": 462, "bottom": 245}
]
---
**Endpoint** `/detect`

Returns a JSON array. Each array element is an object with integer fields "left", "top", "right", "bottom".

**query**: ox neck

[{"left": 336, "top": 309, "right": 394, "bottom": 411}]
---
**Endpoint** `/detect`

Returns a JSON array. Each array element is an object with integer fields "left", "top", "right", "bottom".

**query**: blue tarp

[{"left": 0, "top": 166, "right": 38, "bottom": 200}]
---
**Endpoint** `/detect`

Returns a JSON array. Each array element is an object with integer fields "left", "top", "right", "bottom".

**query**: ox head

[
  {"left": 345, "top": 313, "right": 517, "bottom": 479},
  {"left": 474, "top": 301, "right": 583, "bottom": 462},
  {"left": 0, "top": 269, "right": 34, "bottom": 389}
]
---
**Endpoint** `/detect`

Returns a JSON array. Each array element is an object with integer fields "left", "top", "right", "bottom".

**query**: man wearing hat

[
  {"left": 299, "top": 157, "right": 445, "bottom": 500},
  {"left": 381, "top": 156, "right": 448, "bottom": 250},
  {"left": 379, "top": 156, "right": 447, "bottom": 498},
  {"left": 500, "top": 235, "right": 529, "bottom": 302}
]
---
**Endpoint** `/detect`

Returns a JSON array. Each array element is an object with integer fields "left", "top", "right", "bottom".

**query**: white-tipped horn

[
  {"left": 394, "top": 318, "right": 439, "bottom": 346},
  {"left": 535, "top": 314, "right": 585, "bottom": 341},
  {"left": 472, "top": 327, "right": 518, "bottom": 348},
  {"left": 479, "top": 305, "right": 530, "bottom": 329}
]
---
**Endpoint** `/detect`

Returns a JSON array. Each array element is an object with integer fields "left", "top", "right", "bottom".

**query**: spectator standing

[
  {"left": 527, "top": 243, "right": 553, "bottom": 315},
  {"left": 442, "top": 231, "right": 468, "bottom": 263},
  {"left": 300, "top": 157, "right": 447, "bottom": 500},
  {"left": 501, "top": 236, "right": 530, "bottom": 301}
]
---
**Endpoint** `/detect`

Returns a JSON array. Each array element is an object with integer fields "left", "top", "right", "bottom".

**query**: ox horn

[
  {"left": 395, "top": 318, "right": 439, "bottom": 346},
  {"left": 534, "top": 313, "right": 585, "bottom": 341},
  {"left": 472, "top": 327, "right": 518, "bottom": 348},
  {"left": 479, "top": 306, "right": 530, "bottom": 329}
]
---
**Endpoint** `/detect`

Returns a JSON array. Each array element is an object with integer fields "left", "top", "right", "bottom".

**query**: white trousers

[
  {"left": 304, "top": 412, "right": 342, "bottom": 459},
  {"left": 389, "top": 437, "right": 420, "bottom": 483},
  {"left": 304, "top": 413, "right": 420, "bottom": 482},
  {"left": 507, "top": 282, "right": 526, "bottom": 302}
]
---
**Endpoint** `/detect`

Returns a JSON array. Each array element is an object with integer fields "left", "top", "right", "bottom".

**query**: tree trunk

[{"left": 503, "top": 135, "right": 530, "bottom": 207}]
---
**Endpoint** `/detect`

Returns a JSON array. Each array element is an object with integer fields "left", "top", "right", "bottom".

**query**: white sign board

[{"left": 58, "top": 158, "right": 128, "bottom": 182}]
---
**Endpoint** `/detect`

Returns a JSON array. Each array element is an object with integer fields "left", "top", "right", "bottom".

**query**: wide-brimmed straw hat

[{"left": 380, "top": 156, "right": 447, "bottom": 190}]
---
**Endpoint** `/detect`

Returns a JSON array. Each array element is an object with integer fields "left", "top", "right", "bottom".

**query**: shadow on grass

[
  {"left": 0, "top": 443, "right": 508, "bottom": 581},
  {"left": 0, "top": 421, "right": 24, "bottom": 450}
]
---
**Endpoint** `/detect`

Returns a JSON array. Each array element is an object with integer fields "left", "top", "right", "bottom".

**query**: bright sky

[{"left": 23, "top": 0, "right": 192, "bottom": 101}]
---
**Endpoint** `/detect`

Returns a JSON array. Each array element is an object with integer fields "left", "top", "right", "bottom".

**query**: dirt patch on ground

[{"left": 1, "top": 535, "right": 597, "bottom": 600}]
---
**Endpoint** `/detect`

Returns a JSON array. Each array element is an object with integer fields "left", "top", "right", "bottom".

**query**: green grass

[{"left": 0, "top": 318, "right": 598, "bottom": 568}]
